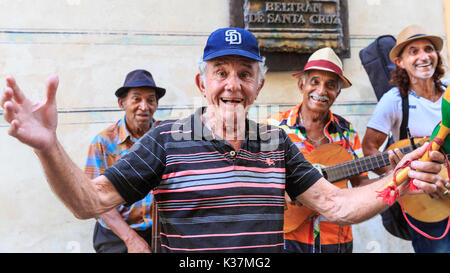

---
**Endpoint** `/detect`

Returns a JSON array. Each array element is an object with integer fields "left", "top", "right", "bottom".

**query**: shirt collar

[
  {"left": 288, "top": 102, "right": 336, "bottom": 129},
  {"left": 192, "top": 107, "right": 259, "bottom": 141},
  {"left": 118, "top": 115, "right": 155, "bottom": 144},
  {"left": 286, "top": 102, "right": 302, "bottom": 127}
]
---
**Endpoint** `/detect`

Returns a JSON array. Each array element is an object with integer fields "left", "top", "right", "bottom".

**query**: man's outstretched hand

[
  {"left": 395, "top": 142, "right": 448, "bottom": 199},
  {"left": 1, "top": 75, "right": 59, "bottom": 151}
]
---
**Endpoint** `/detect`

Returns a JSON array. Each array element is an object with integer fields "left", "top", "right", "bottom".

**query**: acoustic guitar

[
  {"left": 284, "top": 138, "right": 428, "bottom": 234},
  {"left": 394, "top": 139, "right": 450, "bottom": 223}
]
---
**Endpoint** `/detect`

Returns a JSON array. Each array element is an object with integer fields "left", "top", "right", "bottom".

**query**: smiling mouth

[
  {"left": 136, "top": 113, "right": 150, "bottom": 119},
  {"left": 221, "top": 98, "right": 244, "bottom": 104},
  {"left": 309, "top": 94, "right": 329, "bottom": 102},
  {"left": 416, "top": 62, "right": 433, "bottom": 69}
]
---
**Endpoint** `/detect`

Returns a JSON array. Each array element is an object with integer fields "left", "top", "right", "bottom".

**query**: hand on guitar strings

[
  {"left": 394, "top": 142, "right": 448, "bottom": 199},
  {"left": 387, "top": 148, "right": 404, "bottom": 169}
]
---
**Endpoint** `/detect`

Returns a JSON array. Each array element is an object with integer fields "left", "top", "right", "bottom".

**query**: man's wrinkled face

[
  {"left": 395, "top": 39, "right": 438, "bottom": 81},
  {"left": 299, "top": 70, "right": 341, "bottom": 114},
  {"left": 119, "top": 87, "right": 158, "bottom": 133},
  {"left": 196, "top": 55, "right": 263, "bottom": 127}
]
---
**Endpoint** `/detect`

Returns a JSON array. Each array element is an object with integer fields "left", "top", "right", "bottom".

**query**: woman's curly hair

[{"left": 389, "top": 51, "right": 445, "bottom": 98}]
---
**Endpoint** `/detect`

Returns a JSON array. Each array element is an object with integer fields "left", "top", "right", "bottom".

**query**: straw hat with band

[
  {"left": 389, "top": 24, "right": 443, "bottom": 62},
  {"left": 292, "top": 47, "right": 352, "bottom": 89}
]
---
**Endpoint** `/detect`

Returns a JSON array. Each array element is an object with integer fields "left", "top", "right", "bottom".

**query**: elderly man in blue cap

[
  {"left": 1, "top": 27, "right": 446, "bottom": 253},
  {"left": 84, "top": 70, "right": 165, "bottom": 253}
]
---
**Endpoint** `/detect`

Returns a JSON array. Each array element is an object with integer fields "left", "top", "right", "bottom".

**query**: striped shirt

[
  {"left": 103, "top": 107, "right": 322, "bottom": 253},
  {"left": 84, "top": 115, "right": 155, "bottom": 231},
  {"left": 266, "top": 102, "right": 366, "bottom": 253}
]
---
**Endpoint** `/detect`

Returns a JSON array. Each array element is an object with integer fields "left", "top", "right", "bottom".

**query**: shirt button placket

[{"left": 229, "top": 150, "right": 238, "bottom": 165}]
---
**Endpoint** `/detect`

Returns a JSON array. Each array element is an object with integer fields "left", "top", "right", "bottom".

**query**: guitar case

[{"left": 381, "top": 202, "right": 412, "bottom": 240}]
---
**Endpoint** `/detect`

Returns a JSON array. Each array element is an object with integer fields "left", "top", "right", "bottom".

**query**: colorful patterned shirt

[
  {"left": 102, "top": 107, "right": 323, "bottom": 253},
  {"left": 266, "top": 102, "right": 366, "bottom": 253},
  {"left": 84, "top": 115, "right": 156, "bottom": 231}
]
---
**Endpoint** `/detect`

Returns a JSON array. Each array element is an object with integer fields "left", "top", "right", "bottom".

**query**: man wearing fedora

[
  {"left": 1, "top": 27, "right": 446, "bottom": 253},
  {"left": 362, "top": 25, "right": 450, "bottom": 253},
  {"left": 84, "top": 69, "right": 166, "bottom": 253},
  {"left": 266, "top": 47, "right": 372, "bottom": 253}
]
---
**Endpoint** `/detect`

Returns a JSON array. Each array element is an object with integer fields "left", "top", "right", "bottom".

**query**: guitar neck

[{"left": 322, "top": 145, "right": 416, "bottom": 183}]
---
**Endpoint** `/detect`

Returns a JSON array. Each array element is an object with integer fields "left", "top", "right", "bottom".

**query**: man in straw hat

[
  {"left": 84, "top": 69, "right": 165, "bottom": 253},
  {"left": 0, "top": 27, "right": 447, "bottom": 253},
  {"left": 266, "top": 47, "right": 373, "bottom": 253},
  {"left": 362, "top": 25, "right": 450, "bottom": 253}
]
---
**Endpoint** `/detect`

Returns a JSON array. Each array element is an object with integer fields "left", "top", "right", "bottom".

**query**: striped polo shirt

[{"left": 103, "top": 107, "right": 322, "bottom": 253}]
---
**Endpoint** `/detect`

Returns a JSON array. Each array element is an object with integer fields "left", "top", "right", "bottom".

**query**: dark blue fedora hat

[{"left": 115, "top": 69, "right": 166, "bottom": 99}]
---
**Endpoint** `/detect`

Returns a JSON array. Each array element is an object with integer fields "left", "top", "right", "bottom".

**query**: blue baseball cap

[{"left": 202, "top": 27, "right": 262, "bottom": 62}]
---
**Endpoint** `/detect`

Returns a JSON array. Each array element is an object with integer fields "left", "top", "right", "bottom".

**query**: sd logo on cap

[{"left": 202, "top": 27, "right": 262, "bottom": 62}]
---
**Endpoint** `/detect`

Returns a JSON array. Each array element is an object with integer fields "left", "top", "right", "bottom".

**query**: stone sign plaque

[{"left": 230, "top": 0, "right": 349, "bottom": 71}]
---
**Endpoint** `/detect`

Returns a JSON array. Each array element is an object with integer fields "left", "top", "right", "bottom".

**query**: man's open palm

[{"left": 1, "top": 75, "right": 59, "bottom": 151}]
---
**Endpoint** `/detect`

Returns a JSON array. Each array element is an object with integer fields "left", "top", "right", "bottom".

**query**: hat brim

[
  {"left": 203, "top": 48, "right": 262, "bottom": 62},
  {"left": 292, "top": 67, "right": 352, "bottom": 89},
  {"left": 389, "top": 35, "right": 443, "bottom": 62},
  {"left": 115, "top": 85, "right": 166, "bottom": 99}
]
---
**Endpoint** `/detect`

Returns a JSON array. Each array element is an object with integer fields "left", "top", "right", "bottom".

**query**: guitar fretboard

[{"left": 322, "top": 145, "right": 416, "bottom": 183}]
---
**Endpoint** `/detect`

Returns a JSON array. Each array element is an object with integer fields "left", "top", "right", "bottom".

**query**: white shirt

[{"left": 366, "top": 80, "right": 449, "bottom": 141}]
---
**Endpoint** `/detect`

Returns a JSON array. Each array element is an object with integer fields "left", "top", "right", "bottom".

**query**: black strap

[
  {"left": 399, "top": 82, "right": 447, "bottom": 140},
  {"left": 334, "top": 120, "right": 359, "bottom": 159},
  {"left": 399, "top": 95, "right": 409, "bottom": 139}
]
